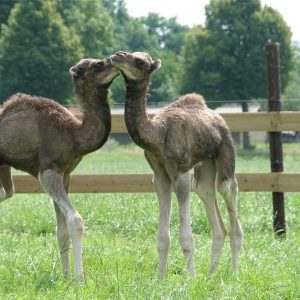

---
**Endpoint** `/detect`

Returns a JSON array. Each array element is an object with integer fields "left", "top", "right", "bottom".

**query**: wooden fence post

[{"left": 265, "top": 43, "right": 286, "bottom": 235}]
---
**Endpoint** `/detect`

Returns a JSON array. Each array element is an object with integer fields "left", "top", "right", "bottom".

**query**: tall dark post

[{"left": 265, "top": 43, "right": 286, "bottom": 235}]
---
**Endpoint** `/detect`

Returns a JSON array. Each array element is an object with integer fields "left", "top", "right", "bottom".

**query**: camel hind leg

[
  {"left": 0, "top": 165, "right": 15, "bottom": 202},
  {"left": 217, "top": 142, "right": 243, "bottom": 273},
  {"left": 192, "top": 159, "right": 227, "bottom": 274}
]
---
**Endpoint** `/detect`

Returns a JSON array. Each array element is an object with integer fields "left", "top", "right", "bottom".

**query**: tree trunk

[{"left": 242, "top": 101, "right": 251, "bottom": 149}]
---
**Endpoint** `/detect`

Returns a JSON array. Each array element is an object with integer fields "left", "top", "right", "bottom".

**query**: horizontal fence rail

[
  {"left": 12, "top": 173, "right": 300, "bottom": 193},
  {"left": 8, "top": 112, "right": 300, "bottom": 194},
  {"left": 107, "top": 112, "right": 300, "bottom": 133}
]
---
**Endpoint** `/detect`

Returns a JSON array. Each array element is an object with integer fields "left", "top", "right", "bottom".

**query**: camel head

[
  {"left": 69, "top": 58, "right": 120, "bottom": 86},
  {"left": 110, "top": 51, "right": 161, "bottom": 82}
]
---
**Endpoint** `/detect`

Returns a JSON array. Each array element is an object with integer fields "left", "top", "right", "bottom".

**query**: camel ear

[{"left": 151, "top": 59, "right": 161, "bottom": 73}]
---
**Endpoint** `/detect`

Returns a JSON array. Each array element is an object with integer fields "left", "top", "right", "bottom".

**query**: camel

[
  {"left": 111, "top": 51, "right": 243, "bottom": 277},
  {"left": 0, "top": 58, "right": 119, "bottom": 281}
]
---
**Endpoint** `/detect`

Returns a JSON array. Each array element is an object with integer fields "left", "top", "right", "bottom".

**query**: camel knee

[
  {"left": 67, "top": 213, "right": 84, "bottom": 238},
  {"left": 213, "top": 231, "right": 226, "bottom": 247},
  {"left": 218, "top": 178, "right": 238, "bottom": 196},
  {"left": 157, "top": 232, "right": 170, "bottom": 252},
  {"left": 179, "top": 231, "right": 194, "bottom": 254}
]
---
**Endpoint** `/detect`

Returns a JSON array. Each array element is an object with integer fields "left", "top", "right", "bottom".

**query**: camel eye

[
  {"left": 135, "top": 58, "right": 145, "bottom": 67},
  {"left": 94, "top": 61, "right": 105, "bottom": 71}
]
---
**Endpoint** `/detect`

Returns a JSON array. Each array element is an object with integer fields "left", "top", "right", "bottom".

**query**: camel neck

[
  {"left": 76, "top": 85, "right": 111, "bottom": 154},
  {"left": 124, "top": 80, "right": 158, "bottom": 150}
]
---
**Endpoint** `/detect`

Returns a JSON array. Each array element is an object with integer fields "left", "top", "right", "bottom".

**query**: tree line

[{"left": 0, "top": 0, "right": 298, "bottom": 112}]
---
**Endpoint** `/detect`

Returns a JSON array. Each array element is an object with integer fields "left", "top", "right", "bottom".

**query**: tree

[
  {"left": 0, "top": 0, "right": 83, "bottom": 104},
  {"left": 0, "top": 0, "right": 19, "bottom": 29},
  {"left": 180, "top": 0, "right": 293, "bottom": 148},
  {"left": 282, "top": 42, "right": 300, "bottom": 110},
  {"left": 140, "top": 13, "right": 189, "bottom": 54},
  {"left": 144, "top": 48, "right": 181, "bottom": 104},
  {"left": 102, "top": 0, "right": 132, "bottom": 51},
  {"left": 56, "top": 0, "right": 114, "bottom": 57}
]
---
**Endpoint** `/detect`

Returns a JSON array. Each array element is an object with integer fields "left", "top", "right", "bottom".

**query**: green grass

[
  {"left": 71, "top": 139, "right": 300, "bottom": 174},
  {"left": 1, "top": 142, "right": 300, "bottom": 299}
]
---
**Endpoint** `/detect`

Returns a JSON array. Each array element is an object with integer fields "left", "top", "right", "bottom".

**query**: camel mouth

[{"left": 110, "top": 55, "right": 123, "bottom": 66}]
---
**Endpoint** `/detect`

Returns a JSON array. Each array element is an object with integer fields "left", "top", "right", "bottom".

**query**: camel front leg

[
  {"left": 0, "top": 165, "right": 14, "bottom": 201},
  {"left": 153, "top": 171, "right": 172, "bottom": 278},
  {"left": 0, "top": 181, "right": 6, "bottom": 201},
  {"left": 53, "top": 201, "right": 71, "bottom": 277},
  {"left": 145, "top": 151, "right": 172, "bottom": 277},
  {"left": 38, "top": 169, "right": 84, "bottom": 282},
  {"left": 52, "top": 174, "right": 72, "bottom": 278},
  {"left": 174, "top": 172, "right": 195, "bottom": 276}
]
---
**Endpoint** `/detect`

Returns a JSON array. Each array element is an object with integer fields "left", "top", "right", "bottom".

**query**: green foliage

[
  {"left": 0, "top": 0, "right": 83, "bottom": 104},
  {"left": 56, "top": 0, "right": 115, "bottom": 57},
  {"left": 148, "top": 49, "right": 182, "bottom": 104},
  {"left": 180, "top": 26, "right": 224, "bottom": 105},
  {"left": 282, "top": 42, "right": 300, "bottom": 110},
  {"left": 140, "top": 13, "right": 189, "bottom": 54},
  {"left": 0, "top": 0, "right": 18, "bottom": 28},
  {"left": 102, "top": 0, "right": 139, "bottom": 52},
  {"left": 180, "top": 0, "right": 293, "bottom": 109},
  {"left": 0, "top": 0, "right": 115, "bottom": 104}
]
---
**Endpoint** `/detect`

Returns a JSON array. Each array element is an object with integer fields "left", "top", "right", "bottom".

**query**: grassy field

[{"left": 1, "top": 141, "right": 300, "bottom": 299}]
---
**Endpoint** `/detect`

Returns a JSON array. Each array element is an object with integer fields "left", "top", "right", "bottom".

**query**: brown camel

[
  {"left": 111, "top": 51, "right": 243, "bottom": 277},
  {"left": 0, "top": 58, "right": 119, "bottom": 281}
]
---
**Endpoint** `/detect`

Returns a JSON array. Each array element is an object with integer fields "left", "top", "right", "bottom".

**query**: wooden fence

[{"left": 12, "top": 112, "right": 300, "bottom": 193}]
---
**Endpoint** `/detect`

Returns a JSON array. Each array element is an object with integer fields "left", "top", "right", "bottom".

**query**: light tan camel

[
  {"left": 111, "top": 51, "right": 243, "bottom": 277},
  {"left": 0, "top": 58, "right": 119, "bottom": 281}
]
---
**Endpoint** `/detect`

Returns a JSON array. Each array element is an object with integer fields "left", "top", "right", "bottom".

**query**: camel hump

[
  {"left": 178, "top": 93, "right": 207, "bottom": 109},
  {"left": 3, "top": 93, "right": 55, "bottom": 111},
  {"left": 2, "top": 93, "right": 67, "bottom": 115}
]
